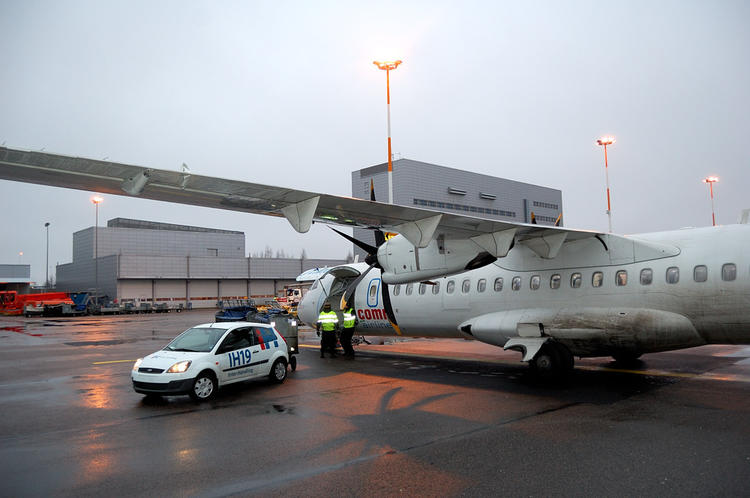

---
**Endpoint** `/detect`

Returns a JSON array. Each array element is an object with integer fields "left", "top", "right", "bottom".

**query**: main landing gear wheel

[
  {"left": 531, "top": 342, "right": 574, "bottom": 379},
  {"left": 189, "top": 371, "right": 217, "bottom": 401},
  {"left": 612, "top": 352, "right": 643, "bottom": 365}
]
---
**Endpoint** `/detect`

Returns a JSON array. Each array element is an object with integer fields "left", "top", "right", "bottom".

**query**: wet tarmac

[{"left": 1, "top": 311, "right": 749, "bottom": 496}]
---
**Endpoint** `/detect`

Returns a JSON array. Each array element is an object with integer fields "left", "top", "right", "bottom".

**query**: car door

[
  {"left": 215, "top": 327, "right": 254, "bottom": 385},
  {"left": 249, "top": 326, "right": 280, "bottom": 377}
]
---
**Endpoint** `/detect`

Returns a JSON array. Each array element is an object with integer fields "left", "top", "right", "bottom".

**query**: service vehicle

[{"left": 132, "top": 321, "right": 289, "bottom": 401}]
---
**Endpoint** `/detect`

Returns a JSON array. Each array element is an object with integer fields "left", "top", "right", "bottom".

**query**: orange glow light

[
  {"left": 91, "top": 195, "right": 103, "bottom": 204},
  {"left": 596, "top": 136, "right": 615, "bottom": 146},
  {"left": 373, "top": 60, "right": 402, "bottom": 71},
  {"left": 703, "top": 176, "right": 719, "bottom": 183}
]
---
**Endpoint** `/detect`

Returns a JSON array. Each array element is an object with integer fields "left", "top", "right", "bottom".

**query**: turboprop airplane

[{"left": 1, "top": 145, "right": 749, "bottom": 375}]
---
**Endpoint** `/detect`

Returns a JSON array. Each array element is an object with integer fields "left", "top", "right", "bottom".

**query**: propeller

[{"left": 330, "top": 180, "right": 400, "bottom": 330}]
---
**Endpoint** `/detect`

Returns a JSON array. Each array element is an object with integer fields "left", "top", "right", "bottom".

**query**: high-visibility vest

[
  {"left": 343, "top": 308, "right": 356, "bottom": 328},
  {"left": 317, "top": 310, "right": 338, "bottom": 331}
]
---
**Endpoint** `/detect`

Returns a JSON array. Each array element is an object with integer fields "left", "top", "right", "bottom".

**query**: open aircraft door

[{"left": 316, "top": 264, "right": 366, "bottom": 313}]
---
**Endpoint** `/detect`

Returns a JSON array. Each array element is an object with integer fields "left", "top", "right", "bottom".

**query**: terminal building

[
  {"left": 55, "top": 218, "right": 346, "bottom": 308},
  {"left": 0, "top": 264, "right": 32, "bottom": 293},
  {"left": 351, "top": 158, "right": 563, "bottom": 256}
]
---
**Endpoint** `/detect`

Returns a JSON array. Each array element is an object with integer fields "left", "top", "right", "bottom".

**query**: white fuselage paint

[{"left": 298, "top": 225, "right": 750, "bottom": 358}]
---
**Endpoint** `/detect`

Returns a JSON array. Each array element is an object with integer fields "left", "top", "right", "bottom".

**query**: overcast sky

[{"left": 1, "top": 0, "right": 749, "bottom": 284}]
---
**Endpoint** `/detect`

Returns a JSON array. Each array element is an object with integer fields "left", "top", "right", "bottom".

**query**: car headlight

[
  {"left": 132, "top": 358, "right": 143, "bottom": 372},
  {"left": 166, "top": 360, "right": 192, "bottom": 373}
]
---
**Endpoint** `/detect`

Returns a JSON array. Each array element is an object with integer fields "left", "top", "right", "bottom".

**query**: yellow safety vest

[
  {"left": 343, "top": 309, "right": 356, "bottom": 328},
  {"left": 317, "top": 310, "right": 338, "bottom": 331}
]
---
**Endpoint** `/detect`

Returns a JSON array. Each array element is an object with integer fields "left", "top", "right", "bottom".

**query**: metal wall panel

[
  {"left": 154, "top": 280, "right": 186, "bottom": 302},
  {"left": 189, "top": 257, "right": 248, "bottom": 278},
  {"left": 188, "top": 280, "right": 218, "bottom": 308},
  {"left": 120, "top": 280, "right": 154, "bottom": 301},
  {"left": 219, "top": 280, "right": 247, "bottom": 300}
]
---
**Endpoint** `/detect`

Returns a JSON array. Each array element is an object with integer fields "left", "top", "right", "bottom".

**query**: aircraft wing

[{"left": 0, "top": 146, "right": 598, "bottom": 252}]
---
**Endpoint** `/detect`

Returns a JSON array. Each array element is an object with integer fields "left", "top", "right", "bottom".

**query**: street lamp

[
  {"left": 702, "top": 176, "right": 719, "bottom": 226},
  {"left": 596, "top": 136, "right": 616, "bottom": 233},
  {"left": 92, "top": 196, "right": 103, "bottom": 305},
  {"left": 44, "top": 222, "right": 50, "bottom": 288},
  {"left": 373, "top": 59, "right": 403, "bottom": 204}
]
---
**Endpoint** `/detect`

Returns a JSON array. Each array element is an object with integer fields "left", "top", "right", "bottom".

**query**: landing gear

[
  {"left": 611, "top": 352, "right": 642, "bottom": 365},
  {"left": 530, "top": 342, "right": 574, "bottom": 379}
]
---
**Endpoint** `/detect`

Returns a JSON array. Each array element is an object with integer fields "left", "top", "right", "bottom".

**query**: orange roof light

[
  {"left": 373, "top": 60, "right": 402, "bottom": 71},
  {"left": 596, "top": 136, "right": 615, "bottom": 146},
  {"left": 91, "top": 195, "right": 103, "bottom": 204},
  {"left": 702, "top": 176, "right": 719, "bottom": 183}
]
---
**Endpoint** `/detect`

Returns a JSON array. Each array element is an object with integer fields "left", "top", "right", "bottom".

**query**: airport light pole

[
  {"left": 44, "top": 222, "right": 50, "bottom": 288},
  {"left": 702, "top": 176, "right": 719, "bottom": 226},
  {"left": 596, "top": 136, "right": 616, "bottom": 233},
  {"left": 373, "top": 59, "right": 402, "bottom": 204},
  {"left": 92, "top": 196, "right": 103, "bottom": 305}
]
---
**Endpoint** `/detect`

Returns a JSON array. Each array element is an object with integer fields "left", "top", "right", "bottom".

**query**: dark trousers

[
  {"left": 340, "top": 327, "right": 355, "bottom": 356},
  {"left": 320, "top": 330, "right": 337, "bottom": 357}
]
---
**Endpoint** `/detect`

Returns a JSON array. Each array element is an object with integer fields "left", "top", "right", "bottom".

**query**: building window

[
  {"left": 592, "top": 271, "right": 603, "bottom": 288},
  {"left": 722, "top": 263, "right": 737, "bottom": 281},
  {"left": 446, "top": 280, "right": 455, "bottom": 294},
  {"left": 406, "top": 283, "right": 414, "bottom": 295},
  {"left": 512, "top": 276, "right": 522, "bottom": 291},
  {"left": 666, "top": 267, "right": 680, "bottom": 284},
  {"left": 207, "top": 248, "right": 218, "bottom": 257},
  {"left": 616, "top": 270, "right": 627, "bottom": 286},
  {"left": 432, "top": 282, "right": 440, "bottom": 294},
  {"left": 494, "top": 277, "right": 503, "bottom": 292},
  {"left": 570, "top": 273, "right": 582, "bottom": 288},
  {"left": 418, "top": 283, "right": 426, "bottom": 295},
  {"left": 640, "top": 268, "right": 653, "bottom": 285},
  {"left": 693, "top": 265, "right": 708, "bottom": 283},
  {"left": 530, "top": 275, "right": 541, "bottom": 290},
  {"left": 477, "top": 279, "right": 487, "bottom": 292},
  {"left": 462, "top": 279, "right": 471, "bottom": 294},
  {"left": 550, "top": 274, "right": 561, "bottom": 289}
]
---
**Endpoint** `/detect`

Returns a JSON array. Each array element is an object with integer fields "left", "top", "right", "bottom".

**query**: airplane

[{"left": 1, "top": 145, "right": 749, "bottom": 376}]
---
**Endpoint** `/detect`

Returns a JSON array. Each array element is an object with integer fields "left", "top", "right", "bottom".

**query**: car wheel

[
  {"left": 189, "top": 371, "right": 217, "bottom": 401},
  {"left": 269, "top": 358, "right": 288, "bottom": 383},
  {"left": 290, "top": 356, "right": 297, "bottom": 372}
]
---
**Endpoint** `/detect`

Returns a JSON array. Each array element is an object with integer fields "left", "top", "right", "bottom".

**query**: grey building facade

[
  {"left": 351, "top": 158, "right": 563, "bottom": 256},
  {"left": 0, "top": 264, "right": 32, "bottom": 293},
  {"left": 56, "top": 218, "right": 346, "bottom": 308}
]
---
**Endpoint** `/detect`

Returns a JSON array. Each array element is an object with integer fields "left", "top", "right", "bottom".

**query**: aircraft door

[{"left": 442, "top": 277, "right": 471, "bottom": 310}]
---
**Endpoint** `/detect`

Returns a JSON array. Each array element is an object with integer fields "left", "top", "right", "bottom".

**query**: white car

[{"left": 132, "top": 321, "right": 289, "bottom": 401}]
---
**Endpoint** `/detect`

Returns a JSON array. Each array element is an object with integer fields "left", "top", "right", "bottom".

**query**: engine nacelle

[{"left": 378, "top": 234, "right": 495, "bottom": 284}]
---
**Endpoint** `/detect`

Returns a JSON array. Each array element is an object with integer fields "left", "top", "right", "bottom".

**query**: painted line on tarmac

[
  {"left": 92, "top": 359, "right": 136, "bottom": 365},
  {"left": 300, "top": 344, "right": 750, "bottom": 382}
]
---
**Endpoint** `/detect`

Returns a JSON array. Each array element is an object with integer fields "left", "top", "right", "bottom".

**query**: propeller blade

[
  {"left": 380, "top": 281, "right": 399, "bottom": 328},
  {"left": 369, "top": 180, "right": 387, "bottom": 247},
  {"left": 339, "top": 263, "right": 376, "bottom": 309},
  {"left": 329, "top": 227, "right": 378, "bottom": 254}
]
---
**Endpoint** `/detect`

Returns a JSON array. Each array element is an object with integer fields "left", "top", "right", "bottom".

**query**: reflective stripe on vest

[
  {"left": 317, "top": 311, "right": 338, "bottom": 331},
  {"left": 343, "top": 310, "right": 356, "bottom": 328}
]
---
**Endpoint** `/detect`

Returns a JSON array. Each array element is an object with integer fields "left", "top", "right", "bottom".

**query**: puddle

[{"left": 0, "top": 326, "right": 43, "bottom": 337}]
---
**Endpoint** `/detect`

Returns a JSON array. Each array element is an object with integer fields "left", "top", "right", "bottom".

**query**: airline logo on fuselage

[{"left": 357, "top": 308, "right": 388, "bottom": 321}]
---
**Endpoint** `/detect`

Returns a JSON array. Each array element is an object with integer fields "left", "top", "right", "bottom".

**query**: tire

[
  {"left": 290, "top": 356, "right": 297, "bottom": 372},
  {"left": 189, "top": 371, "right": 217, "bottom": 401},
  {"left": 612, "top": 352, "right": 642, "bottom": 365},
  {"left": 269, "top": 358, "right": 288, "bottom": 383},
  {"left": 531, "top": 342, "right": 574, "bottom": 379}
]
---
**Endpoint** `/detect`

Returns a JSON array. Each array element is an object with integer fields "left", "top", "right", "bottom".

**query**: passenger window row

[{"left": 390, "top": 263, "right": 738, "bottom": 296}]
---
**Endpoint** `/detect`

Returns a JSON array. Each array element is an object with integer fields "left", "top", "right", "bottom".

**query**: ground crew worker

[
  {"left": 316, "top": 302, "right": 338, "bottom": 358},
  {"left": 340, "top": 305, "right": 357, "bottom": 357}
]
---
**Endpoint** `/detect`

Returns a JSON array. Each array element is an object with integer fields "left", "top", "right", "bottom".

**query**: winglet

[{"left": 280, "top": 196, "right": 319, "bottom": 233}]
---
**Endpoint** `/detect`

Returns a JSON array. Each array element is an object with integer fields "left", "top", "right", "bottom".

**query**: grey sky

[{"left": 1, "top": 0, "right": 748, "bottom": 284}]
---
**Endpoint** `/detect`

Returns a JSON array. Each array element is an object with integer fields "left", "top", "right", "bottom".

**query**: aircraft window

[
  {"left": 461, "top": 279, "right": 471, "bottom": 294},
  {"left": 446, "top": 280, "right": 455, "bottom": 294},
  {"left": 394, "top": 285, "right": 401, "bottom": 296},
  {"left": 722, "top": 263, "right": 737, "bottom": 281},
  {"left": 592, "top": 272, "right": 603, "bottom": 288},
  {"left": 616, "top": 270, "right": 627, "bottom": 286},
  {"left": 405, "top": 283, "right": 414, "bottom": 295},
  {"left": 369, "top": 283, "right": 378, "bottom": 298},
  {"left": 494, "top": 277, "right": 503, "bottom": 292},
  {"left": 640, "top": 268, "right": 653, "bottom": 285},
  {"left": 432, "top": 282, "right": 440, "bottom": 294},
  {"left": 666, "top": 267, "right": 680, "bottom": 284},
  {"left": 693, "top": 265, "right": 708, "bottom": 283},
  {"left": 477, "top": 279, "right": 487, "bottom": 293},
  {"left": 512, "top": 276, "right": 522, "bottom": 291},
  {"left": 530, "top": 275, "right": 541, "bottom": 290},
  {"left": 418, "top": 283, "right": 426, "bottom": 295},
  {"left": 310, "top": 279, "right": 319, "bottom": 290},
  {"left": 570, "top": 273, "right": 582, "bottom": 288},
  {"left": 550, "top": 274, "right": 561, "bottom": 289}
]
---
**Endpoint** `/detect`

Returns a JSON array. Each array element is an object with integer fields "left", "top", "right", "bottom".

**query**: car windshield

[{"left": 164, "top": 327, "right": 226, "bottom": 352}]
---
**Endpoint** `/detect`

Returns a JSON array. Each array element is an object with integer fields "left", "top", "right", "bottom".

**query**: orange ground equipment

[{"left": 0, "top": 290, "right": 74, "bottom": 316}]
